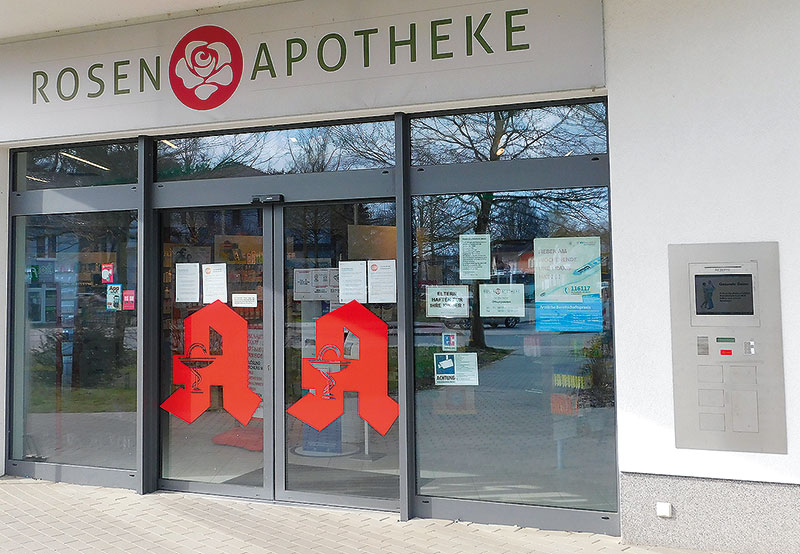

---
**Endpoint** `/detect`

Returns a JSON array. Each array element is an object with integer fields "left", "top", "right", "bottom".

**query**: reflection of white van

[{"left": 444, "top": 315, "right": 519, "bottom": 329}]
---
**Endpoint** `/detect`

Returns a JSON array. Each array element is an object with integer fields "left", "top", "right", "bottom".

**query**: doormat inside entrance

[{"left": 212, "top": 426, "right": 263, "bottom": 451}]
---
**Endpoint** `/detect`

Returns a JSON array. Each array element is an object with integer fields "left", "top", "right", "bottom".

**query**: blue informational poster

[
  {"left": 534, "top": 237, "right": 603, "bottom": 332},
  {"left": 535, "top": 295, "right": 602, "bottom": 332}
]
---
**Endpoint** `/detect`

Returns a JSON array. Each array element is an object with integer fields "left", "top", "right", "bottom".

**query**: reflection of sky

[{"left": 159, "top": 121, "right": 395, "bottom": 175}]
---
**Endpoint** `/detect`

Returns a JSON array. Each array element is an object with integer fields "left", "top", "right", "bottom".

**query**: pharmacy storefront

[
  {"left": 4, "top": 2, "right": 798, "bottom": 551},
  {"left": 2, "top": 0, "right": 615, "bottom": 533}
]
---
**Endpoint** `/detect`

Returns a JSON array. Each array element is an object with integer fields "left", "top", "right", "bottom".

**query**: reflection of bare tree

[
  {"left": 158, "top": 122, "right": 395, "bottom": 179},
  {"left": 287, "top": 128, "right": 339, "bottom": 173},
  {"left": 287, "top": 202, "right": 394, "bottom": 264},
  {"left": 408, "top": 103, "right": 609, "bottom": 347},
  {"left": 330, "top": 122, "right": 396, "bottom": 168},
  {"left": 411, "top": 103, "right": 607, "bottom": 165},
  {"left": 158, "top": 133, "right": 278, "bottom": 179},
  {"left": 286, "top": 123, "right": 396, "bottom": 173}
]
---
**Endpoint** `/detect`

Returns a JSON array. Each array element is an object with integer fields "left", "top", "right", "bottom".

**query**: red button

[{"left": 720, "top": 349, "right": 732, "bottom": 356}]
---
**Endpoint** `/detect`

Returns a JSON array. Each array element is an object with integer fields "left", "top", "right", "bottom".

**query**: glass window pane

[
  {"left": 14, "top": 142, "right": 138, "bottom": 191},
  {"left": 412, "top": 188, "right": 616, "bottom": 511},
  {"left": 283, "top": 201, "right": 399, "bottom": 500},
  {"left": 11, "top": 211, "right": 138, "bottom": 469},
  {"left": 160, "top": 208, "right": 265, "bottom": 486},
  {"left": 411, "top": 103, "right": 607, "bottom": 166},
  {"left": 157, "top": 121, "right": 395, "bottom": 181}
]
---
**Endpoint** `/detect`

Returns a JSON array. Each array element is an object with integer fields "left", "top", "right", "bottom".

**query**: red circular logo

[{"left": 169, "top": 26, "right": 243, "bottom": 111}]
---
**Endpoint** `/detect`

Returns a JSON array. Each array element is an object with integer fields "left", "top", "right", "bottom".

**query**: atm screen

[{"left": 694, "top": 274, "right": 754, "bottom": 315}]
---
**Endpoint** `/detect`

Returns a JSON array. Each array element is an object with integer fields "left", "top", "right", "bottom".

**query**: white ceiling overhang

[{"left": 0, "top": 0, "right": 295, "bottom": 44}]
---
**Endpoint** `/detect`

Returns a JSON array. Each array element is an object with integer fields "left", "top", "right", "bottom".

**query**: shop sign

[
  {"left": 286, "top": 301, "right": 399, "bottom": 435},
  {"left": 0, "top": 0, "right": 604, "bottom": 142},
  {"left": 161, "top": 300, "right": 262, "bottom": 425}
]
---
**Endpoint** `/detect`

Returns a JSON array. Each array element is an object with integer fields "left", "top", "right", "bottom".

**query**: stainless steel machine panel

[{"left": 668, "top": 242, "right": 787, "bottom": 453}]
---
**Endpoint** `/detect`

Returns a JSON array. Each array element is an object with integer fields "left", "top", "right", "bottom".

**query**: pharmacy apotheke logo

[
  {"left": 286, "top": 301, "right": 399, "bottom": 435},
  {"left": 169, "top": 25, "right": 243, "bottom": 111}
]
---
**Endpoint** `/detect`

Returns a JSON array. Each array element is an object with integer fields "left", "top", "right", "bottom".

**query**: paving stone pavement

[{"left": 0, "top": 477, "right": 721, "bottom": 554}]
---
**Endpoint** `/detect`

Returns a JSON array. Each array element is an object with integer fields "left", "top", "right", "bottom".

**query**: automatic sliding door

[
  {"left": 159, "top": 207, "right": 269, "bottom": 491},
  {"left": 278, "top": 201, "right": 400, "bottom": 506}
]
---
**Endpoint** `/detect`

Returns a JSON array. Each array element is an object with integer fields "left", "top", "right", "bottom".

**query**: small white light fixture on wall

[{"left": 656, "top": 502, "right": 674, "bottom": 519}]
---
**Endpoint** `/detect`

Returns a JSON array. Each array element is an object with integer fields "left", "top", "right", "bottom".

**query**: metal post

[
  {"left": 136, "top": 136, "right": 159, "bottom": 494},
  {"left": 394, "top": 112, "right": 415, "bottom": 520}
]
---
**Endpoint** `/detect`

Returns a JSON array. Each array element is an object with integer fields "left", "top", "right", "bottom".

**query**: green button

[{"left": 716, "top": 337, "right": 736, "bottom": 343}]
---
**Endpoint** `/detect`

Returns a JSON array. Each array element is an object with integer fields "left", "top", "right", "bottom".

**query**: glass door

[
  {"left": 157, "top": 200, "right": 401, "bottom": 508},
  {"left": 277, "top": 200, "right": 400, "bottom": 509},
  {"left": 159, "top": 207, "right": 273, "bottom": 497}
]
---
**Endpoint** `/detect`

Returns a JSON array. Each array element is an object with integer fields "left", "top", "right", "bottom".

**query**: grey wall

[{"left": 621, "top": 472, "right": 800, "bottom": 553}]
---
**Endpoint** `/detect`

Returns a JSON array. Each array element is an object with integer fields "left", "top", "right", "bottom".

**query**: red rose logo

[{"left": 169, "top": 26, "right": 243, "bottom": 110}]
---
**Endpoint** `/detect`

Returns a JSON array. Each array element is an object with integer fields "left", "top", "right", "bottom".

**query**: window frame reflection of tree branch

[{"left": 410, "top": 102, "right": 607, "bottom": 166}]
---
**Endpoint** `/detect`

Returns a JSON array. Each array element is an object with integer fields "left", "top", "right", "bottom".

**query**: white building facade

[{"left": 0, "top": 2, "right": 798, "bottom": 552}]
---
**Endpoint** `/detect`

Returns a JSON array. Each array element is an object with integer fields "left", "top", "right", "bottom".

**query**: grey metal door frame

[
  {"left": 271, "top": 203, "right": 401, "bottom": 513},
  {"left": 404, "top": 146, "right": 619, "bottom": 535},
  {"left": 151, "top": 164, "right": 400, "bottom": 510},
  {"left": 5, "top": 137, "right": 147, "bottom": 492},
  {"left": 156, "top": 203, "right": 276, "bottom": 501}
]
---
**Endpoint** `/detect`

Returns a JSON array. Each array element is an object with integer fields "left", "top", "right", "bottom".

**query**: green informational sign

[{"left": 29, "top": 265, "right": 40, "bottom": 282}]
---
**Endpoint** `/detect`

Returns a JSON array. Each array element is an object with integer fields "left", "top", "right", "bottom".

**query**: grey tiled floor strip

[{"left": 0, "top": 477, "right": 720, "bottom": 553}]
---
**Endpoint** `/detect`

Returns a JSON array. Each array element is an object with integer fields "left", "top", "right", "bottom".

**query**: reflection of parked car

[
  {"left": 489, "top": 316, "right": 518, "bottom": 328},
  {"left": 444, "top": 316, "right": 519, "bottom": 329}
]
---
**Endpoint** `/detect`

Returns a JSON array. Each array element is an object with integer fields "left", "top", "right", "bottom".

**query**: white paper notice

[
  {"left": 328, "top": 268, "right": 340, "bottom": 302},
  {"left": 311, "top": 268, "right": 330, "bottom": 300},
  {"left": 232, "top": 293, "right": 258, "bottom": 307},
  {"left": 338, "top": 261, "right": 367, "bottom": 303},
  {"left": 479, "top": 284, "right": 526, "bottom": 317},
  {"left": 434, "top": 353, "right": 479, "bottom": 386},
  {"left": 459, "top": 234, "right": 491, "bottom": 280},
  {"left": 367, "top": 259, "right": 397, "bottom": 303},
  {"left": 202, "top": 263, "right": 227, "bottom": 304},
  {"left": 293, "top": 269, "right": 313, "bottom": 301},
  {"left": 175, "top": 263, "right": 200, "bottom": 303},
  {"left": 425, "top": 285, "right": 469, "bottom": 318},
  {"left": 248, "top": 327, "right": 264, "bottom": 418}
]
